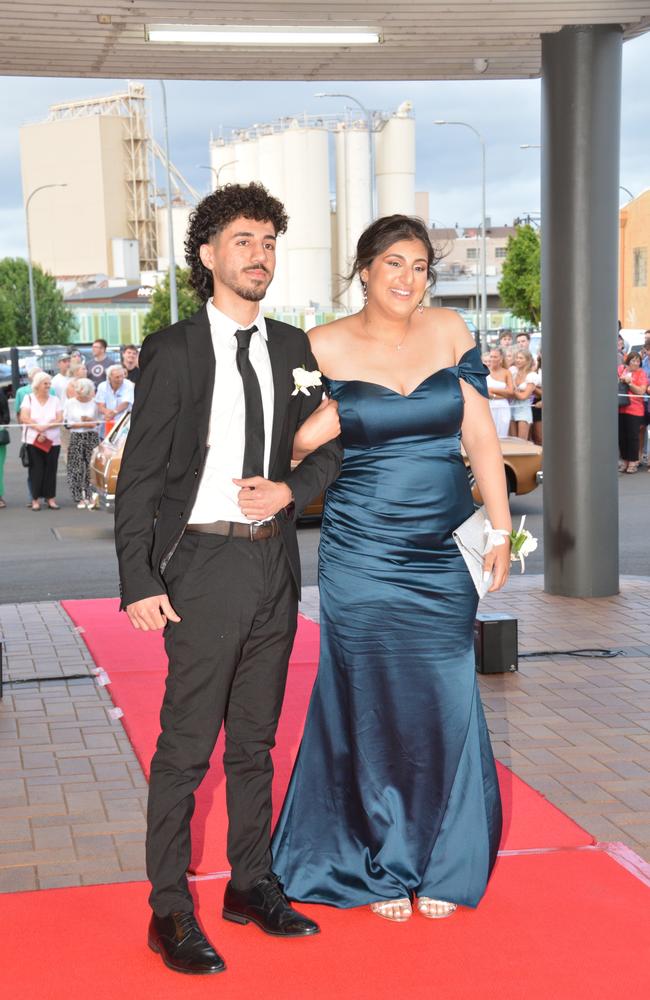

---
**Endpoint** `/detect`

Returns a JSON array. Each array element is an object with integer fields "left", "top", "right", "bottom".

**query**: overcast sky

[{"left": 1, "top": 31, "right": 649, "bottom": 260}]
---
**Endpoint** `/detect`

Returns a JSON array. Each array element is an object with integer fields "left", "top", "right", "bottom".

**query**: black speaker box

[{"left": 474, "top": 614, "right": 518, "bottom": 674}]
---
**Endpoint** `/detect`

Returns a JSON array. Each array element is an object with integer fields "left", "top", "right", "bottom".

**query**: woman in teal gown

[{"left": 272, "top": 216, "right": 511, "bottom": 921}]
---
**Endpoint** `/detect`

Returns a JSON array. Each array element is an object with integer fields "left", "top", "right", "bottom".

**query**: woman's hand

[
  {"left": 484, "top": 539, "right": 511, "bottom": 593},
  {"left": 292, "top": 397, "right": 340, "bottom": 461}
]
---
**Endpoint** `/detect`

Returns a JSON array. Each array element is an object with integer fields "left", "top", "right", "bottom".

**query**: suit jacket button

[
  {"left": 193, "top": 469, "right": 198, "bottom": 477},
  {"left": 179, "top": 512, "right": 184, "bottom": 518}
]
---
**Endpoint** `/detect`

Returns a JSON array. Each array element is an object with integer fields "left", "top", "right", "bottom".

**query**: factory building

[{"left": 20, "top": 83, "right": 417, "bottom": 319}]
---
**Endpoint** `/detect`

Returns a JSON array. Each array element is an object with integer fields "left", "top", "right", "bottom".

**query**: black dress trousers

[{"left": 146, "top": 531, "right": 298, "bottom": 917}]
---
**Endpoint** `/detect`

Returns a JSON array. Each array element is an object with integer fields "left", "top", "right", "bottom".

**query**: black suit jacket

[{"left": 114, "top": 306, "right": 342, "bottom": 610}]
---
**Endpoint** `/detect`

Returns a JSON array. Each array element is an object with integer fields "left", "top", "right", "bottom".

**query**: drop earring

[
  {"left": 362, "top": 281, "right": 368, "bottom": 305},
  {"left": 417, "top": 300, "right": 424, "bottom": 314}
]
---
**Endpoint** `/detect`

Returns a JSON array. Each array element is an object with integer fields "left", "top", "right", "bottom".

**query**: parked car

[
  {"left": 0, "top": 344, "right": 121, "bottom": 397},
  {"left": 89, "top": 410, "right": 131, "bottom": 505},
  {"left": 0, "top": 345, "right": 69, "bottom": 396}
]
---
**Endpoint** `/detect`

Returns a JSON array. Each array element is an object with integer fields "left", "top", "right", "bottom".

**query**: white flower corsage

[
  {"left": 292, "top": 366, "right": 322, "bottom": 397},
  {"left": 484, "top": 514, "right": 538, "bottom": 574}
]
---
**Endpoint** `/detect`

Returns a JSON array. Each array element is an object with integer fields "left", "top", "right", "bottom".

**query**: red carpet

[
  {"left": 3, "top": 849, "right": 649, "bottom": 1000},
  {"left": 62, "top": 598, "right": 594, "bottom": 876}
]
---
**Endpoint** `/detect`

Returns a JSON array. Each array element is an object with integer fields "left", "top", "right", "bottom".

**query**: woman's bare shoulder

[
  {"left": 308, "top": 315, "right": 360, "bottom": 364},
  {"left": 421, "top": 306, "right": 476, "bottom": 360}
]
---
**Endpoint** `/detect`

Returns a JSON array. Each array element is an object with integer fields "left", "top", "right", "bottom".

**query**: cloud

[{"left": 0, "top": 31, "right": 648, "bottom": 259}]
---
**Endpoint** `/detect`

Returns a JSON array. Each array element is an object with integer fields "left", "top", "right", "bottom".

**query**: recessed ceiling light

[{"left": 145, "top": 25, "right": 382, "bottom": 45}]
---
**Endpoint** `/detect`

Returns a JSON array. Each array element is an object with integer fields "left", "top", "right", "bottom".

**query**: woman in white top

[
  {"left": 20, "top": 371, "right": 63, "bottom": 510},
  {"left": 509, "top": 349, "right": 541, "bottom": 439},
  {"left": 66, "top": 360, "right": 89, "bottom": 398},
  {"left": 63, "top": 378, "right": 100, "bottom": 508},
  {"left": 485, "top": 347, "right": 514, "bottom": 438}
]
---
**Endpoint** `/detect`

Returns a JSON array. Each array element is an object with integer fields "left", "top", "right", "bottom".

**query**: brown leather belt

[{"left": 185, "top": 518, "right": 281, "bottom": 541}]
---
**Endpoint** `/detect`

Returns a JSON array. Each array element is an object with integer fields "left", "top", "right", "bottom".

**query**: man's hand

[
  {"left": 233, "top": 477, "right": 292, "bottom": 521},
  {"left": 126, "top": 594, "right": 181, "bottom": 632}
]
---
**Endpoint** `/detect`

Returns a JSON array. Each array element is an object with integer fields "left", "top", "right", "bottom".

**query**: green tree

[
  {"left": 0, "top": 257, "right": 77, "bottom": 346},
  {"left": 143, "top": 267, "right": 201, "bottom": 336},
  {"left": 497, "top": 224, "right": 541, "bottom": 327}
]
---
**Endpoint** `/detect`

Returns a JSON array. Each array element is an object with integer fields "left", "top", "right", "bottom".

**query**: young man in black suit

[{"left": 114, "top": 183, "right": 341, "bottom": 976}]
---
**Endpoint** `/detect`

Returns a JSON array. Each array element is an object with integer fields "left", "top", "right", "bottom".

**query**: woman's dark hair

[
  {"left": 346, "top": 214, "right": 441, "bottom": 292},
  {"left": 625, "top": 351, "right": 642, "bottom": 366},
  {"left": 185, "top": 182, "right": 288, "bottom": 301}
]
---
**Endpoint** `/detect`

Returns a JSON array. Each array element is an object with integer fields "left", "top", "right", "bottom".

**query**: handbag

[
  {"left": 32, "top": 435, "right": 53, "bottom": 453},
  {"left": 0, "top": 427, "right": 9, "bottom": 446},
  {"left": 618, "top": 379, "right": 631, "bottom": 407},
  {"left": 19, "top": 443, "right": 29, "bottom": 467},
  {"left": 452, "top": 506, "right": 494, "bottom": 599}
]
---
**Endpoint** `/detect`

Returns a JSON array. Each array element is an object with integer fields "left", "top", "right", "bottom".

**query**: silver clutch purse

[{"left": 452, "top": 506, "right": 492, "bottom": 599}]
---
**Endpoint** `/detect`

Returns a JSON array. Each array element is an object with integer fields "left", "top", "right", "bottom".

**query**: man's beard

[
  {"left": 218, "top": 264, "right": 272, "bottom": 303},
  {"left": 230, "top": 280, "right": 268, "bottom": 302}
]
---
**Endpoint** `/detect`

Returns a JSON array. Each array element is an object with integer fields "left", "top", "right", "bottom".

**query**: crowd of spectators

[
  {"left": 0, "top": 339, "right": 139, "bottom": 512},
  {"left": 2, "top": 326, "right": 649, "bottom": 511},
  {"left": 483, "top": 327, "right": 650, "bottom": 470},
  {"left": 483, "top": 330, "right": 543, "bottom": 445}
]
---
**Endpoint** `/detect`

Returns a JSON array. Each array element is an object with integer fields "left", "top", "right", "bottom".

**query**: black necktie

[{"left": 235, "top": 325, "right": 265, "bottom": 478}]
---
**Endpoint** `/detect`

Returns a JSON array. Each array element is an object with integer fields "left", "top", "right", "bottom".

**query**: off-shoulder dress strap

[{"left": 454, "top": 346, "right": 489, "bottom": 399}]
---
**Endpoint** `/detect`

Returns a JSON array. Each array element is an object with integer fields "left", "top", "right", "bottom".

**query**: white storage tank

[
  {"left": 233, "top": 133, "right": 260, "bottom": 185},
  {"left": 282, "top": 121, "right": 331, "bottom": 309},
  {"left": 375, "top": 101, "right": 416, "bottom": 218},
  {"left": 257, "top": 129, "right": 289, "bottom": 309},
  {"left": 335, "top": 120, "right": 371, "bottom": 313},
  {"left": 156, "top": 200, "right": 193, "bottom": 271},
  {"left": 209, "top": 139, "right": 238, "bottom": 188},
  {"left": 334, "top": 124, "right": 349, "bottom": 310}
]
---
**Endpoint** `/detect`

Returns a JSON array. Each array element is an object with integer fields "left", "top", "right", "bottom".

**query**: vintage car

[
  {"left": 89, "top": 410, "right": 131, "bottom": 506},
  {"left": 91, "top": 410, "right": 542, "bottom": 516}
]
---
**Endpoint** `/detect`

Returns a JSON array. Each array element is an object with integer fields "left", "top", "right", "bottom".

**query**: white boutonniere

[{"left": 292, "top": 366, "right": 322, "bottom": 397}]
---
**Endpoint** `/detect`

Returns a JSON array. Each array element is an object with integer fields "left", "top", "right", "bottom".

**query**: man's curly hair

[{"left": 185, "top": 182, "right": 289, "bottom": 301}]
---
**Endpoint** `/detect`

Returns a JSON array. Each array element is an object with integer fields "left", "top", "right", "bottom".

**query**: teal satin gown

[{"left": 272, "top": 346, "right": 502, "bottom": 908}]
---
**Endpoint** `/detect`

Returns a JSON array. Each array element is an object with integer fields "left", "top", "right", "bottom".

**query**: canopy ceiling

[{"left": 2, "top": 2, "right": 649, "bottom": 80}]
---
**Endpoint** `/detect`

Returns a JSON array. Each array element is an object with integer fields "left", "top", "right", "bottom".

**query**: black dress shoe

[
  {"left": 148, "top": 911, "right": 226, "bottom": 975},
  {"left": 223, "top": 873, "right": 320, "bottom": 937}
]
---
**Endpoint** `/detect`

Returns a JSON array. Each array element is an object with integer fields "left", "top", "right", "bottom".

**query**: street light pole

[
  {"left": 24, "top": 183, "right": 67, "bottom": 346},
  {"left": 316, "top": 92, "right": 375, "bottom": 220},
  {"left": 434, "top": 120, "right": 488, "bottom": 346},
  {"left": 160, "top": 81, "right": 178, "bottom": 325},
  {"left": 198, "top": 160, "right": 239, "bottom": 188}
]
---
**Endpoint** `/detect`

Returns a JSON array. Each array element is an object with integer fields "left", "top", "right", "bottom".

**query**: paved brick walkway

[{"left": 1, "top": 576, "right": 649, "bottom": 894}]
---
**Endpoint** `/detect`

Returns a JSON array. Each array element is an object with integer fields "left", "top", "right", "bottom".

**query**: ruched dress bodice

[{"left": 272, "top": 346, "right": 502, "bottom": 908}]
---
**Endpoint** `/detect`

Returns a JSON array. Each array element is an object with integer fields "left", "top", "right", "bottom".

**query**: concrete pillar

[{"left": 541, "top": 24, "right": 622, "bottom": 597}]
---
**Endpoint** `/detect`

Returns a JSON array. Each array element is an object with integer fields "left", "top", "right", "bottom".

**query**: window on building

[
  {"left": 633, "top": 247, "right": 648, "bottom": 287},
  {"left": 495, "top": 247, "right": 507, "bottom": 259},
  {"left": 466, "top": 247, "right": 479, "bottom": 260}
]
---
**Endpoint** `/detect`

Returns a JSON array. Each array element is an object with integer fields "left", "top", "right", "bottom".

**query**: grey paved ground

[{"left": 1, "top": 576, "right": 649, "bottom": 894}]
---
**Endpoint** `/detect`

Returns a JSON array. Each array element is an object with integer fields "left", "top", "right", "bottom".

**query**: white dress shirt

[{"left": 188, "top": 300, "right": 275, "bottom": 524}]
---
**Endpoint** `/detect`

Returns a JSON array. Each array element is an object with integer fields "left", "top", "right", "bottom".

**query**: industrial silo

[
  {"left": 232, "top": 132, "right": 260, "bottom": 185},
  {"left": 282, "top": 121, "right": 331, "bottom": 309},
  {"left": 209, "top": 139, "right": 238, "bottom": 188},
  {"left": 335, "top": 120, "right": 372, "bottom": 312},
  {"left": 375, "top": 101, "right": 416, "bottom": 218},
  {"left": 257, "top": 128, "right": 289, "bottom": 309}
]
